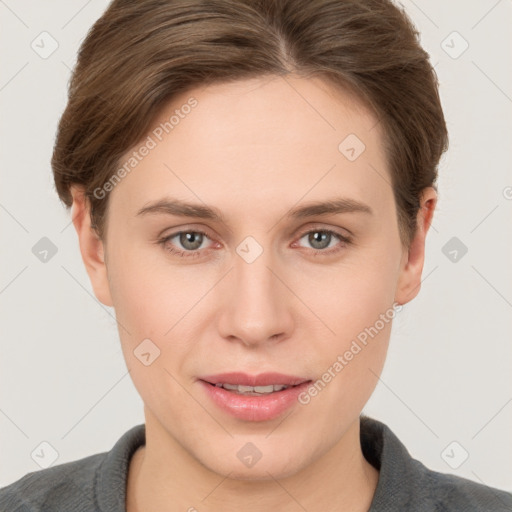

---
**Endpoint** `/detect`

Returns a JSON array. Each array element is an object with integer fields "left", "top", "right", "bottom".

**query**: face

[{"left": 72, "top": 74, "right": 435, "bottom": 480}]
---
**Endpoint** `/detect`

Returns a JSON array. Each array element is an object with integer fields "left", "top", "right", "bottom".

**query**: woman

[{"left": 1, "top": 0, "right": 510, "bottom": 510}]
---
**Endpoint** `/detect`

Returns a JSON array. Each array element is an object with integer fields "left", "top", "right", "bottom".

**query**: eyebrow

[{"left": 136, "top": 196, "right": 373, "bottom": 222}]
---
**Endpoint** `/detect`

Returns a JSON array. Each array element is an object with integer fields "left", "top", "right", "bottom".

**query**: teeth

[{"left": 214, "top": 383, "right": 290, "bottom": 394}]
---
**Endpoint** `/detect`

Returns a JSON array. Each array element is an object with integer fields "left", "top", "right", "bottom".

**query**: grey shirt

[{"left": 1, "top": 416, "right": 511, "bottom": 511}]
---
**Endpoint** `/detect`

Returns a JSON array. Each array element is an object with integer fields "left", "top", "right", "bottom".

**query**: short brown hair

[{"left": 52, "top": 0, "right": 448, "bottom": 249}]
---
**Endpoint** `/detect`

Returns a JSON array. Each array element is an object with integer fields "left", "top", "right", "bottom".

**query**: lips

[
  {"left": 199, "top": 371, "right": 310, "bottom": 387},
  {"left": 198, "top": 378, "right": 313, "bottom": 421}
]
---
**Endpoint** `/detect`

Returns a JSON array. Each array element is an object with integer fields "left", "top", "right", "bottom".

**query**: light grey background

[{"left": 1, "top": 0, "right": 511, "bottom": 493}]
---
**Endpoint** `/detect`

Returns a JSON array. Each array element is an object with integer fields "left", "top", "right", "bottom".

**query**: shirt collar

[
  {"left": 361, "top": 415, "right": 424, "bottom": 510},
  {"left": 95, "top": 423, "right": 146, "bottom": 512}
]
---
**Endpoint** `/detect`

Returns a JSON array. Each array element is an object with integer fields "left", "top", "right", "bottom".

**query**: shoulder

[
  {"left": 361, "top": 416, "right": 512, "bottom": 511},
  {"left": 0, "top": 423, "right": 145, "bottom": 512},
  {"left": 0, "top": 452, "right": 105, "bottom": 512},
  {"left": 418, "top": 462, "right": 512, "bottom": 511}
]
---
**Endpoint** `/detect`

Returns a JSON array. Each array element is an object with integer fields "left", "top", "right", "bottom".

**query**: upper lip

[{"left": 200, "top": 372, "right": 311, "bottom": 387}]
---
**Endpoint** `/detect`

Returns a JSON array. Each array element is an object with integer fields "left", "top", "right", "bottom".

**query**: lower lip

[{"left": 199, "top": 380, "right": 312, "bottom": 422}]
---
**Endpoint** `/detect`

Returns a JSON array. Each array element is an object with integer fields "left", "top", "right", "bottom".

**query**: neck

[{"left": 127, "top": 412, "right": 379, "bottom": 512}]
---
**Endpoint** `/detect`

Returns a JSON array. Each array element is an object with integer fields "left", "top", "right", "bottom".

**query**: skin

[{"left": 70, "top": 74, "right": 436, "bottom": 512}]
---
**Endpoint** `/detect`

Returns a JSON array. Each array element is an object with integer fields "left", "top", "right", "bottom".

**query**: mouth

[{"left": 198, "top": 372, "right": 314, "bottom": 421}]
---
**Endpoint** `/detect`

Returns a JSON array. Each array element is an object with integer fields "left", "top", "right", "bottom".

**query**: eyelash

[{"left": 157, "top": 227, "right": 352, "bottom": 259}]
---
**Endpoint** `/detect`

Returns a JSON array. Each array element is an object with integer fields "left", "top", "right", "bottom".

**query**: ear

[
  {"left": 70, "top": 185, "right": 113, "bottom": 307},
  {"left": 394, "top": 187, "right": 437, "bottom": 306}
]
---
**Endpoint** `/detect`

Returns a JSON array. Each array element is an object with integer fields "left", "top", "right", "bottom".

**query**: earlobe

[
  {"left": 394, "top": 187, "right": 437, "bottom": 306},
  {"left": 70, "top": 186, "right": 113, "bottom": 307}
]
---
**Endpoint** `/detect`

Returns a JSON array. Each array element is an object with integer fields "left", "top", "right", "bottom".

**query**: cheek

[
  {"left": 299, "top": 244, "right": 399, "bottom": 340},
  {"left": 106, "top": 239, "right": 191, "bottom": 333},
  {"left": 298, "top": 245, "right": 399, "bottom": 405},
  {"left": 106, "top": 243, "right": 216, "bottom": 383},
  {"left": 301, "top": 303, "right": 392, "bottom": 431}
]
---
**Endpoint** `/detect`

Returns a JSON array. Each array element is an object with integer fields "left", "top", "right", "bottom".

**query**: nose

[{"left": 216, "top": 241, "right": 294, "bottom": 348}]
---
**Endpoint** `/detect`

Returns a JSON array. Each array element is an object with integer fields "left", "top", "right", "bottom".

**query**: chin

[{"left": 200, "top": 449, "right": 306, "bottom": 482}]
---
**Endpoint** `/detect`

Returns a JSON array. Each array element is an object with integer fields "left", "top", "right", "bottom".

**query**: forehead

[
  {"left": 109, "top": 74, "right": 391, "bottom": 218},
  {"left": 162, "top": 74, "right": 380, "bottom": 154}
]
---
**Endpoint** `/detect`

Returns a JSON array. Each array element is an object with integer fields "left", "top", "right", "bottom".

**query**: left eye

[{"left": 294, "top": 229, "right": 352, "bottom": 254}]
